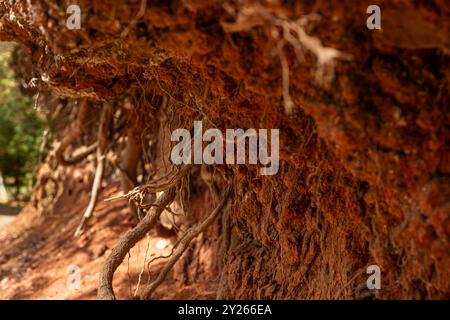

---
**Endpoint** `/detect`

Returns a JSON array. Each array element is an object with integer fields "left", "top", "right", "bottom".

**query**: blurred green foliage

[{"left": 0, "top": 43, "right": 46, "bottom": 198}]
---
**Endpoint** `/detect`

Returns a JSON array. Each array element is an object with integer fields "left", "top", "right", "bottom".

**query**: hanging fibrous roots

[
  {"left": 97, "top": 186, "right": 177, "bottom": 300},
  {"left": 140, "top": 183, "right": 233, "bottom": 300},
  {"left": 97, "top": 164, "right": 233, "bottom": 300}
]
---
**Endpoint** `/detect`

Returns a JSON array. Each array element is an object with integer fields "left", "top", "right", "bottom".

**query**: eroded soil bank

[{"left": 0, "top": 0, "right": 449, "bottom": 299}]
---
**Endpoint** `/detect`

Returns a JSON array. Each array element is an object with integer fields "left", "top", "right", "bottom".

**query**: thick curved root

[
  {"left": 119, "top": 122, "right": 143, "bottom": 221},
  {"left": 97, "top": 188, "right": 177, "bottom": 300},
  {"left": 55, "top": 99, "right": 92, "bottom": 166},
  {"left": 73, "top": 150, "right": 105, "bottom": 237}
]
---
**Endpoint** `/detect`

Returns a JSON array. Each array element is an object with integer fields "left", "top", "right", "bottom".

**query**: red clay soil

[
  {"left": 0, "top": 177, "right": 217, "bottom": 299},
  {"left": 0, "top": 1, "right": 449, "bottom": 299}
]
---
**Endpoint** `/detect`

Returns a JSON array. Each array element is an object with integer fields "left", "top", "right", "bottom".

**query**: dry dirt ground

[
  {"left": 0, "top": 204, "right": 20, "bottom": 229},
  {"left": 0, "top": 184, "right": 215, "bottom": 300}
]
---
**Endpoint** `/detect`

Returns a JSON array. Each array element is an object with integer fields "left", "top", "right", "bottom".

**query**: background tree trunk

[{"left": 0, "top": 171, "right": 10, "bottom": 203}]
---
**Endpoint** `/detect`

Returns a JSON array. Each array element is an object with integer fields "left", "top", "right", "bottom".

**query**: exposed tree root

[
  {"left": 1, "top": 0, "right": 448, "bottom": 300},
  {"left": 219, "top": 206, "right": 231, "bottom": 271},
  {"left": 106, "top": 166, "right": 192, "bottom": 202},
  {"left": 120, "top": 0, "right": 147, "bottom": 38},
  {"left": 140, "top": 183, "right": 233, "bottom": 300},
  {"left": 74, "top": 103, "right": 113, "bottom": 237},
  {"left": 222, "top": 5, "right": 351, "bottom": 115},
  {"left": 119, "top": 118, "right": 144, "bottom": 222},
  {"left": 55, "top": 99, "right": 92, "bottom": 166},
  {"left": 97, "top": 188, "right": 177, "bottom": 300},
  {"left": 73, "top": 149, "right": 105, "bottom": 237}
]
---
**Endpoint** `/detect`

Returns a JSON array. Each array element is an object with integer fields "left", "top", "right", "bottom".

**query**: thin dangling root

[
  {"left": 74, "top": 103, "right": 113, "bottom": 237},
  {"left": 140, "top": 183, "right": 233, "bottom": 300}
]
